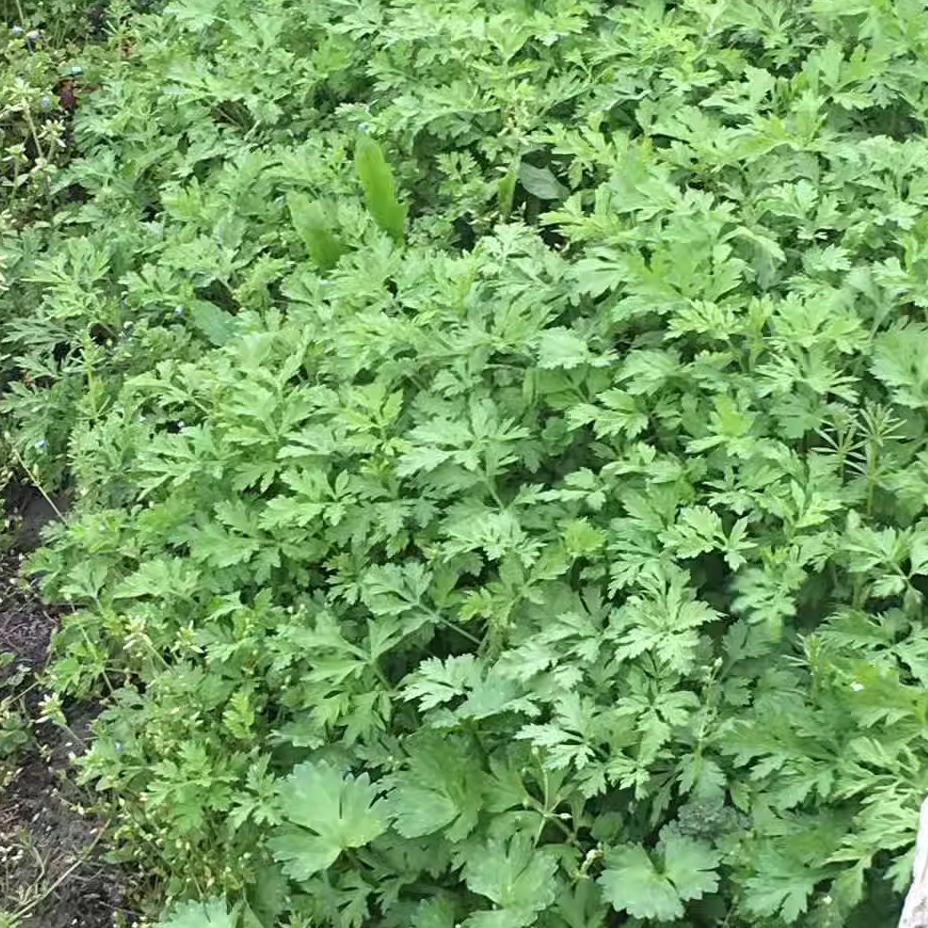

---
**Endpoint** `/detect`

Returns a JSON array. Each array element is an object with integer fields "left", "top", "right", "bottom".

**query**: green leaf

[
  {"left": 537, "top": 327, "right": 592, "bottom": 369},
  {"left": 267, "top": 826, "right": 339, "bottom": 880},
  {"left": 518, "top": 163, "right": 569, "bottom": 201},
  {"left": 355, "top": 132, "right": 407, "bottom": 243},
  {"left": 742, "top": 847, "right": 820, "bottom": 924},
  {"left": 245, "top": 864, "right": 288, "bottom": 928},
  {"left": 663, "top": 835, "right": 720, "bottom": 901},
  {"left": 463, "top": 834, "right": 558, "bottom": 926},
  {"left": 164, "top": 0, "right": 222, "bottom": 30},
  {"left": 871, "top": 324, "right": 928, "bottom": 407},
  {"left": 910, "top": 528, "right": 928, "bottom": 576},
  {"left": 268, "top": 761, "right": 386, "bottom": 880},
  {"left": 385, "top": 734, "right": 484, "bottom": 840},
  {"left": 395, "top": 445, "right": 453, "bottom": 476},
  {"left": 466, "top": 911, "right": 537, "bottom": 928},
  {"left": 411, "top": 897, "right": 458, "bottom": 928},
  {"left": 599, "top": 845, "right": 682, "bottom": 921},
  {"left": 389, "top": 786, "right": 457, "bottom": 837},
  {"left": 189, "top": 300, "right": 235, "bottom": 347},
  {"left": 599, "top": 836, "right": 719, "bottom": 920},
  {"left": 287, "top": 194, "right": 347, "bottom": 270},
  {"left": 157, "top": 899, "right": 237, "bottom": 928}
]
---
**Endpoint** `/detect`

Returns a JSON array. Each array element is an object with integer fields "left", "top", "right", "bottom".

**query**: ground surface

[{"left": 0, "top": 528, "right": 137, "bottom": 928}]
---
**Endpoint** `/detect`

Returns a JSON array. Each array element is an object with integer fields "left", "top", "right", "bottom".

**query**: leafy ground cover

[{"left": 4, "top": 0, "right": 928, "bottom": 926}]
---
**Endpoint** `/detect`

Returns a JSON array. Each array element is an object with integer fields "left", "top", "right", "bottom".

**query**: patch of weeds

[{"left": 7, "top": 0, "right": 928, "bottom": 926}]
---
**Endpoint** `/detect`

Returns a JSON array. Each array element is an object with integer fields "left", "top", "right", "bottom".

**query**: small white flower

[
  {"left": 35, "top": 438, "right": 46, "bottom": 449},
  {"left": 851, "top": 681, "right": 864, "bottom": 692}
]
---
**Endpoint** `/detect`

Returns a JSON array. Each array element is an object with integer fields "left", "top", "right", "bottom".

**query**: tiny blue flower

[
  {"left": 358, "top": 121, "right": 369, "bottom": 132},
  {"left": 114, "top": 742, "right": 123, "bottom": 752},
  {"left": 174, "top": 305, "right": 183, "bottom": 316},
  {"left": 11, "top": 25, "right": 23, "bottom": 36},
  {"left": 38, "top": 95, "right": 51, "bottom": 110},
  {"left": 70, "top": 65, "right": 82, "bottom": 76},
  {"left": 35, "top": 438, "right": 46, "bottom": 449},
  {"left": 26, "top": 29, "right": 39, "bottom": 41}
]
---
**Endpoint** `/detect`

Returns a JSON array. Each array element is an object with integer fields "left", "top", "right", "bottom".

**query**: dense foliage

[
  {"left": 0, "top": 0, "right": 140, "bottom": 543},
  {"left": 4, "top": 0, "right": 928, "bottom": 925}
]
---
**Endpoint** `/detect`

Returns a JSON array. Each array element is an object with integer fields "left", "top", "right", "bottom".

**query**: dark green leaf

[{"left": 518, "top": 163, "right": 569, "bottom": 201}]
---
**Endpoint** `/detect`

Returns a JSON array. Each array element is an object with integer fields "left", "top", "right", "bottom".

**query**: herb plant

[{"left": 4, "top": 0, "right": 928, "bottom": 926}]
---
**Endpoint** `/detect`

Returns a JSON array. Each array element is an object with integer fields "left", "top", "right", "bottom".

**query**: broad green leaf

[
  {"left": 385, "top": 734, "right": 484, "bottom": 840},
  {"left": 355, "top": 132, "right": 407, "bottom": 243},
  {"left": 389, "top": 785, "right": 457, "bottom": 837},
  {"left": 267, "top": 826, "right": 339, "bottom": 880},
  {"left": 157, "top": 899, "right": 237, "bottom": 928},
  {"left": 599, "top": 845, "right": 681, "bottom": 921},
  {"left": 189, "top": 300, "right": 235, "bottom": 347},
  {"left": 518, "top": 163, "right": 569, "bottom": 201},
  {"left": 663, "top": 835, "right": 720, "bottom": 901},
  {"left": 268, "top": 761, "right": 386, "bottom": 879},
  {"left": 463, "top": 834, "right": 558, "bottom": 925}
]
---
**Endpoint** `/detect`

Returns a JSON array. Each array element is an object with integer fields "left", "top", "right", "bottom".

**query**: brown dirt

[{"left": 0, "top": 551, "right": 139, "bottom": 928}]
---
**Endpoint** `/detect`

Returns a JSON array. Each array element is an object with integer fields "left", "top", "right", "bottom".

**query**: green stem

[
  {"left": 424, "top": 606, "right": 481, "bottom": 646},
  {"left": 6, "top": 442, "right": 64, "bottom": 521}
]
